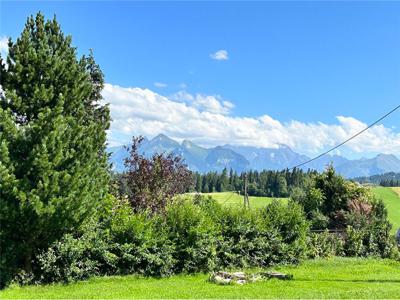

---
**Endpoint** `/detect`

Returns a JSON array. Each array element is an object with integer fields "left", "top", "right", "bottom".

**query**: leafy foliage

[
  {"left": 165, "top": 200, "right": 217, "bottom": 273},
  {"left": 307, "top": 231, "right": 344, "bottom": 258},
  {"left": 124, "top": 136, "right": 193, "bottom": 214},
  {"left": 293, "top": 166, "right": 397, "bottom": 259},
  {"left": 22, "top": 196, "right": 310, "bottom": 284}
]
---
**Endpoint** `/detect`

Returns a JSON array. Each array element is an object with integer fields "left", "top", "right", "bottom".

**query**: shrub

[
  {"left": 262, "top": 201, "right": 309, "bottom": 263},
  {"left": 165, "top": 199, "right": 217, "bottom": 273},
  {"left": 341, "top": 200, "right": 396, "bottom": 258},
  {"left": 36, "top": 226, "right": 115, "bottom": 284},
  {"left": 216, "top": 207, "right": 274, "bottom": 268},
  {"left": 34, "top": 196, "right": 175, "bottom": 284},
  {"left": 307, "top": 231, "right": 344, "bottom": 258},
  {"left": 109, "top": 200, "right": 175, "bottom": 277},
  {"left": 216, "top": 201, "right": 309, "bottom": 268}
]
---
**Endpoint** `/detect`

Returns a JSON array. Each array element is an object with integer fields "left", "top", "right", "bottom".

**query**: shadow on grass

[{"left": 297, "top": 279, "right": 400, "bottom": 283}]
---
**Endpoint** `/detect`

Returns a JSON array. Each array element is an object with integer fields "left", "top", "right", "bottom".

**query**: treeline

[
  {"left": 193, "top": 168, "right": 317, "bottom": 197},
  {"left": 380, "top": 179, "right": 400, "bottom": 187},
  {"left": 353, "top": 172, "right": 400, "bottom": 187}
]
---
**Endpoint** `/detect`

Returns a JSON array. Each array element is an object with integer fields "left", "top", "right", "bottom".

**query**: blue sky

[{"left": 1, "top": 1, "right": 400, "bottom": 158}]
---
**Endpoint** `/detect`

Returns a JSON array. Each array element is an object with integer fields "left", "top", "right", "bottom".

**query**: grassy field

[
  {"left": 202, "top": 191, "right": 287, "bottom": 209},
  {"left": 2, "top": 258, "right": 399, "bottom": 299},
  {"left": 372, "top": 187, "right": 400, "bottom": 232}
]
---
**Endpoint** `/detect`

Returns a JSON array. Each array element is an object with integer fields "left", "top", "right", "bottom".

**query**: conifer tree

[{"left": 0, "top": 13, "right": 110, "bottom": 286}]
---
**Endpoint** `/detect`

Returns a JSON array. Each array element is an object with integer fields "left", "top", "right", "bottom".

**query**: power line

[{"left": 289, "top": 104, "right": 400, "bottom": 170}]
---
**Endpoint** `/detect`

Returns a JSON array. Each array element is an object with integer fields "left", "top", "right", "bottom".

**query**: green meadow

[
  {"left": 372, "top": 187, "right": 400, "bottom": 232},
  {"left": 2, "top": 258, "right": 399, "bottom": 299},
  {"left": 196, "top": 191, "right": 288, "bottom": 209}
]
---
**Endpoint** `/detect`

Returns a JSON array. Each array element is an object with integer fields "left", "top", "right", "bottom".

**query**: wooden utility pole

[{"left": 243, "top": 173, "right": 249, "bottom": 208}]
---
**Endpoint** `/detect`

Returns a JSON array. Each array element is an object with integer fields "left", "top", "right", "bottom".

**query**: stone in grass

[
  {"left": 261, "top": 271, "right": 293, "bottom": 280},
  {"left": 209, "top": 271, "right": 293, "bottom": 285},
  {"left": 210, "top": 274, "right": 232, "bottom": 285},
  {"left": 231, "top": 272, "right": 246, "bottom": 280},
  {"left": 236, "top": 279, "right": 246, "bottom": 285}
]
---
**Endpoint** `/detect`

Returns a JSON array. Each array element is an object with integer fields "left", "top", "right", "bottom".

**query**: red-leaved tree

[{"left": 124, "top": 136, "right": 193, "bottom": 214}]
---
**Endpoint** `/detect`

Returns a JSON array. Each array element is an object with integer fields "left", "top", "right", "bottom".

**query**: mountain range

[{"left": 108, "top": 134, "right": 400, "bottom": 178}]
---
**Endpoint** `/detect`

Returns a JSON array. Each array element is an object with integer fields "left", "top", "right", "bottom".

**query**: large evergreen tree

[{"left": 0, "top": 13, "right": 110, "bottom": 286}]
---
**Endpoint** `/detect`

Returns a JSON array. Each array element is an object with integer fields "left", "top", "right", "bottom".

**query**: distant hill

[{"left": 108, "top": 134, "right": 400, "bottom": 178}]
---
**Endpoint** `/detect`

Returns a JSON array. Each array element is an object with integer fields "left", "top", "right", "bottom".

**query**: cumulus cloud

[
  {"left": 0, "top": 36, "right": 9, "bottom": 65},
  {"left": 210, "top": 49, "right": 229, "bottom": 61},
  {"left": 154, "top": 82, "right": 167, "bottom": 88},
  {"left": 171, "top": 90, "right": 234, "bottom": 115},
  {"left": 102, "top": 83, "right": 400, "bottom": 156}
]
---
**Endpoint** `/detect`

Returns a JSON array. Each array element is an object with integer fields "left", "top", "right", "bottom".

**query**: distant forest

[
  {"left": 353, "top": 172, "right": 400, "bottom": 187},
  {"left": 112, "top": 168, "right": 317, "bottom": 198},
  {"left": 192, "top": 168, "right": 317, "bottom": 197}
]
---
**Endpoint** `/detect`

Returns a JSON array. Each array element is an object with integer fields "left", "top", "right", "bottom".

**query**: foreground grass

[
  {"left": 204, "top": 191, "right": 287, "bottom": 209},
  {"left": 2, "top": 258, "right": 400, "bottom": 299},
  {"left": 372, "top": 187, "right": 400, "bottom": 232}
]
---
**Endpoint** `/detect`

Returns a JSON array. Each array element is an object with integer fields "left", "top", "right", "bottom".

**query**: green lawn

[
  {"left": 2, "top": 258, "right": 400, "bottom": 299},
  {"left": 372, "top": 187, "right": 400, "bottom": 232},
  {"left": 202, "top": 191, "right": 287, "bottom": 209}
]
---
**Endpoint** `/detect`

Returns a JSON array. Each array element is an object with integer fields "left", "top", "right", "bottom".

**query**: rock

[
  {"left": 236, "top": 279, "right": 246, "bottom": 285},
  {"left": 231, "top": 272, "right": 246, "bottom": 280},
  {"left": 211, "top": 274, "right": 232, "bottom": 285},
  {"left": 215, "top": 271, "right": 230, "bottom": 277},
  {"left": 209, "top": 270, "right": 293, "bottom": 285}
]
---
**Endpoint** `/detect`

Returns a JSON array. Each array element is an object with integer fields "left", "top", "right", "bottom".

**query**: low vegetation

[{"left": 2, "top": 258, "right": 400, "bottom": 299}]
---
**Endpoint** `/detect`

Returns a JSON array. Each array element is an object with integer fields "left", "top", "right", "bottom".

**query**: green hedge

[
  {"left": 12, "top": 194, "right": 397, "bottom": 286},
  {"left": 21, "top": 196, "right": 309, "bottom": 284}
]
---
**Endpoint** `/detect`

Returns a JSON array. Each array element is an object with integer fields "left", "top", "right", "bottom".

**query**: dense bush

[
  {"left": 33, "top": 196, "right": 174, "bottom": 284},
  {"left": 205, "top": 199, "right": 309, "bottom": 268},
  {"left": 108, "top": 200, "right": 175, "bottom": 277},
  {"left": 342, "top": 199, "right": 396, "bottom": 258},
  {"left": 216, "top": 207, "right": 276, "bottom": 268},
  {"left": 36, "top": 227, "right": 114, "bottom": 284},
  {"left": 307, "top": 231, "right": 344, "bottom": 258},
  {"left": 165, "top": 200, "right": 217, "bottom": 273},
  {"left": 292, "top": 166, "right": 398, "bottom": 259}
]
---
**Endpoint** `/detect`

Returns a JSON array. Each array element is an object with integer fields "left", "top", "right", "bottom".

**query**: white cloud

[
  {"left": 0, "top": 36, "right": 9, "bottom": 65},
  {"left": 170, "top": 90, "right": 234, "bottom": 115},
  {"left": 210, "top": 49, "right": 229, "bottom": 61},
  {"left": 0, "top": 36, "right": 8, "bottom": 53},
  {"left": 154, "top": 82, "right": 167, "bottom": 88},
  {"left": 102, "top": 83, "right": 400, "bottom": 157}
]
